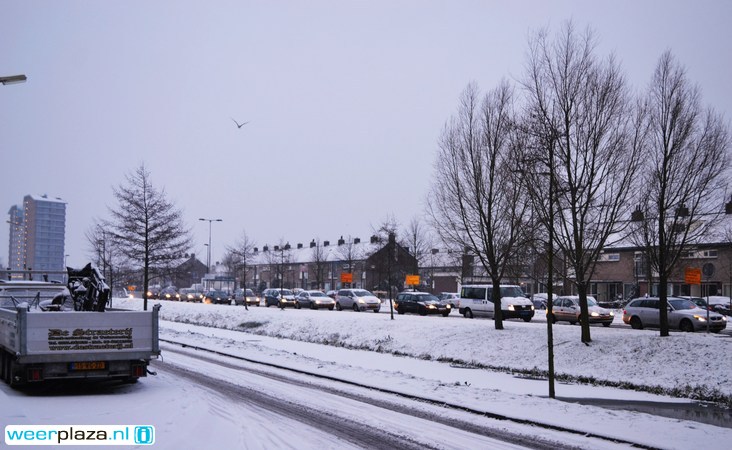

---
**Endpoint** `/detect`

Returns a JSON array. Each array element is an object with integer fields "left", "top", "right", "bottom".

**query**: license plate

[{"left": 69, "top": 361, "right": 107, "bottom": 371}]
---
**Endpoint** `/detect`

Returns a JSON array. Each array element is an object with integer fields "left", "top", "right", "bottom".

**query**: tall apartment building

[
  {"left": 5, "top": 194, "right": 67, "bottom": 278},
  {"left": 7, "top": 204, "right": 24, "bottom": 271}
]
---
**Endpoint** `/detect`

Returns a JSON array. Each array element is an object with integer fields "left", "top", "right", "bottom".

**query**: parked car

[
  {"left": 549, "top": 295, "right": 614, "bottom": 327},
  {"left": 335, "top": 289, "right": 381, "bottom": 312},
  {"left": 396, "top": 292, "right": 451, "bottom": 316},
  {"left": 179, "top": 288, "right": 204, "bottom": 303},
  {"left": 530, "top": 293, "right": 553, "bottom": 310},
  {"left": 160, "top": 286, "right": 181, "bottom": 301},
  {"left": 203, "top": 289, "right": 230, "bottom": 305},
  {"left": 458, "top": 285, "right": 534, "bottom": 321},
  {"left": 438, "top": 292, "right": 460, "bottom": 308},
  {"left": 681, "top": 296, "right": 711, "bottom": 311},
  {"left": 295, "top": 290, "right": 335, "bottom": 310},
  {"left": 263, "top": 288, "right": 297, "bottom": 308},
  {"left": 233, "top": 288, "right": 259, "bottom": 306},
  {"left": 325, "top": 290, "right": 338, "bottom": 300},
  {"left": 706, "top": 296, "right": 732, "bottom": 315},
  {"left": 622, "top": 297, "right": 727, "bottom": 332}
]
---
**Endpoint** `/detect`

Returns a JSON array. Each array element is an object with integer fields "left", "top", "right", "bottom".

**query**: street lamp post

[
  {"left": 199, "top": 218, "right": 222, "bottom": 274},
  {"left": 0, "top": 74, "right": 26, "bottom": 85}
]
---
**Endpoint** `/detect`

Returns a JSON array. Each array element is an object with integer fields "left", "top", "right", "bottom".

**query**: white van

[{"left": 458, "top": 284, "right": 534, "bottom": 321}]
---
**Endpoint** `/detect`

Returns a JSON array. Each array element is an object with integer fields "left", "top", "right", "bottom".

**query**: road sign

[
  {"left": 405, "top": 275, "right": 420, "bottom": 286},
  {"left": 340, "top": 272, "right": 353, "bottom": 283},
  {"left": 685, "top": 267, "right": 701, "bottom": 285},
  {"left": 702, "top": 263, "right": 715, "bottom": 278}
]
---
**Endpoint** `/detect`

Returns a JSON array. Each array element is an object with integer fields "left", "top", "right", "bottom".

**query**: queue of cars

[{"left": 139, "top": 284, "right": 729, "bottom": 332}]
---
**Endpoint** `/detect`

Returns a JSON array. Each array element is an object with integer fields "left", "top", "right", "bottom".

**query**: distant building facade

[{"left": 5, "top": 194, "right": 66, "bottom": 280}]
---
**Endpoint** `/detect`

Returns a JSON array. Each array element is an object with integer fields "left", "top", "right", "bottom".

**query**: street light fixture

[
  {"left": 199, "top": 218, "right": 222, "bottom": 273},
  {"left": 0, "top": 74, "right": 27, "bottom": 85}
]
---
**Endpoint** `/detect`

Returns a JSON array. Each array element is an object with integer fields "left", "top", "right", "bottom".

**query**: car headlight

[
  {"left": 358, "top": 299, "right": 365, "bottom": 303},
  {"left": 591, "top": 312, "right": 599, "bottom": 317},
  {"left": 610, "top": 311, "right": 615, "bottom": 316},
  {"left": 446, "top": 304, "right": 451, "bottom": 309},
  {"left": 428, "top": 304, "right": 436, "bottom": 309},
  {"left": 693, "top": 315, "right": 707, "bottom": 322},
  {"left": 508, "top": 305, "right": 515, "bottom": 311},
  {"left": 722, "top": 316, "right": 728, "bottom": 322}
]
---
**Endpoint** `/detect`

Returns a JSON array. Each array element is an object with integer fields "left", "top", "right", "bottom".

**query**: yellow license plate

[{"left": 69, "top": 361, "right": 107, "bottom": 371}]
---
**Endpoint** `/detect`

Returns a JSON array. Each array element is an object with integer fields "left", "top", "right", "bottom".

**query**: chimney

[
  {"left": 324, "top": 240, "right": 330, "bottom": 247},
  {"left": 274, "top": 245, "right": 279, "bottom": 251},
  {"left": 263, "top": 245, "right": 268, "bottom": 252},
  {"left": 253, "top": 247, "right": 258, "bottom": 253},
  {"left": 631, "top": 206, "right": 644, "bottom": 222},
  {"left": 388, "top": 233, "right": 396, "bottom": 243},
  {"left": 338, "top": 236, "right": 345, "bottom": 246},
  {"left": 675, "top": 204, "right": 689, "bottom": 218},
  {"left": 310, "top": 239, "right": 316, "bottom": 248},
  {"left": 284, "top": 243, "right": 291, "bottom": 250},
  {"left": 431, "top": 248, "right": 438, "bottom": 254},
  {"left": 370, "top": 235, "right": 379, "bottom": 244},
  {"left": 297, "top": 243, "right": 303, "bottom": 249},
  {"left": 354, "top": 237, "right": 360, "bottom": 244},
  {"left": 726, "top": 196, "right": 732, "bottom": 214}
]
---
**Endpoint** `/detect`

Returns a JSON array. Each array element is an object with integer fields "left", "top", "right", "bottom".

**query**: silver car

[
  {"left": 622, "top": 297, "right": 727, "bottom": 332},
  {"left": 295, "top": 290, "right": 335, "bottom": 310},
  {"left": 335, "top": 289, "right": 381, "bottom": 312},
  {"left": 550, "top": 295, "right": 614, "bottom": 327}
]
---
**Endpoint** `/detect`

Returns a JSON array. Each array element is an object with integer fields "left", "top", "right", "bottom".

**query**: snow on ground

[{"left": 115, "top": 298, "right": 732, "bottom": 404}]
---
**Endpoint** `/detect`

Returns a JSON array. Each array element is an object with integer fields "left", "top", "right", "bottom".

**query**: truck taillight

[
  {"left": 27, "top": 368, "right": 43, "bottom": 382},
  {"left": 132, "top": 363, "right": 147, "bottom": 377}
]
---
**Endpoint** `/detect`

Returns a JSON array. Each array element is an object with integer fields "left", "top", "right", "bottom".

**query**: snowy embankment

[{"left": 115, "top": 298, "right": 732, "bottom": 405}]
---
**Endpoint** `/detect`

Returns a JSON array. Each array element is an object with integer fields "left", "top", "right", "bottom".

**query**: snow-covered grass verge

[{"left": 116, "top": 298, "right": 732, "bottom": 406}]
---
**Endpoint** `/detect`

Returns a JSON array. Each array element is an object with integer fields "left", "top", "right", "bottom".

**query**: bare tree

[
  {"left": 428, "top": 80, "right": 531, "bottom": 330},
  {"left": 402, "top": 216, "right": 433, "bottom": 275},
  {"left": 310, "top": 238, "right": 328, "bottom": 290},
  {"left": 225, "top": 230, "right": 256, "bottom": 292},
  {"left": 107, "top": 164, "right": 192, "bottom": 310},
  {"left": 521, "top": 22, "right": 642, "bottom": 342},
  {"left": 630, "top": 51, "right": 730, "bottom": 336},
  {"left": 85, "top": 221, "right": 122, "bottom": 297},
  {"left": 337, "top": 236, "right": 362, "bottom": 288}
]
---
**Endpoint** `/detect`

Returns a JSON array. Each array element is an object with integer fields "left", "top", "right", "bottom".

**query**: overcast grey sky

[{"left": 2, "top": 0, "right": 730, "bottom": 268}]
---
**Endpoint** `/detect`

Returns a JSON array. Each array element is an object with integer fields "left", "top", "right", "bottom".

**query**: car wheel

[
  {"left": 336, "top": 303, "right": 342, "bottom": 311},
  {"left": 397, "top": 306, "right": 404, "bottom": 315},
  {"left": 442, "top": 311, "right": 450, "bottom": 317},
  {"left": 310, "top": 302, "right": 316, "bottom": 310},
  {"left": 630, "top": 316, "right": 642, "bottom": 330},
  {"left": 353, "top": 303, "right": 359, "bottom": 312},
  {"left": 419, "top": 307, "right": 427, "bottom": 316},
  {"left": 569, "top": 321, "right": 576, "bottom": 325},
  {"left": 549, "top": 313, "right": 557, "bottom": 324},
  {"left": 523, "top": 317, "right": 532, "bottom": 322},
  {"left": 328, "top": 306, "right": 334, "bottom": 311},
  {"left": 680, "top": 319, "right": 694, "bottom": 333},
  {"left": 464, "top": 308, "right": 474, "bottom": 319},
  {"left": 602, "top": 322, "right": 611, "bottom": 327},
  {"left": 295, "top": 302, "right": 301, "bottom": 309}
]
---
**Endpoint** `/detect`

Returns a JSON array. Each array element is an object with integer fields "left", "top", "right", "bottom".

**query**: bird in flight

[{"left": 231, "top": 118, "right": 249, "bottom": 129}]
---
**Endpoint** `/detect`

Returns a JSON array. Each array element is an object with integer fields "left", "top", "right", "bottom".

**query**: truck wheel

[{"left": 464, "top": 308, "right": 474, "bottom": 319}]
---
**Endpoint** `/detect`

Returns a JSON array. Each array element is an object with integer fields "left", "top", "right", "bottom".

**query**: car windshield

[
  {"left": 353, "top": 290, "right": 373, "bottom": 297},
  {"left": 587, "top": 297, "right": 598, "bottom": 307},
  {"left": 669, "top": 299, "right": 696, "bottom": 310},
  {"left": 279, "top": 289, "right": 293, "bottom": 296},
  {"left": 309, "top": 292, "right": 327, "bottom": 297},
  {"left": 500, "top": 286, "right": 524, "bottom": 297},
  {"left": 417, "top": 294, "right": 439, "bottom": 302},
  {"left": 246, "top": 290, "right": 254, "bottom": 295}
]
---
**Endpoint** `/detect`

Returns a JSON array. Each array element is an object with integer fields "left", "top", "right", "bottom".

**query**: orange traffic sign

[
  {"left": 340, "top": 272, "right": 353, "bottom": 283},
  {"left": 405, "top": 275, "right": 420, "bottom": 286},
  {"left": 685, "top": 267, "right": 701, "bottom": 285}
]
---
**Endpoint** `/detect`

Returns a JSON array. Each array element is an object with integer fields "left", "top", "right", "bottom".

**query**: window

[{"left": 597, "top": 253, "right": 620, "bottom": 262}]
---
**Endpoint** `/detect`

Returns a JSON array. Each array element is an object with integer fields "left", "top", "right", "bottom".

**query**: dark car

[
  {"left": 263, "top": 288, "right": 297, "bottom": 308},
  {"left": 160, "top": 286, "right": 180, "bottom": 301},
  {"left": 395, "top": 292, "right": 451, "bottom": 316},
  {"left": 180, "top": 288, "right": 204, "bottom": 303},
  {"left": 295, "top": 290, "right": 336, "bottom": 310},
  {"left": 203, "top": 290, "right": 230, "bottom": 305},
  {"left": 145, "top": 286, "right": 160, "bottom": 300}
]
